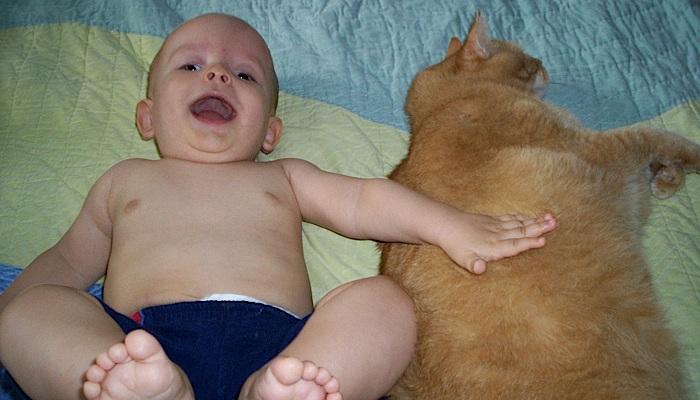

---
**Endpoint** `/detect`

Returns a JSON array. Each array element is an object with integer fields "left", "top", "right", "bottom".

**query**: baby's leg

[
  {"left": 0, "top": 284, "right": 123, "bottom": 399},
  {"left": 240, "top": 275, "right": 416, "bottom": 400},
  {"left": 0, "top": 284, "right": 192, "bottom": 400}
]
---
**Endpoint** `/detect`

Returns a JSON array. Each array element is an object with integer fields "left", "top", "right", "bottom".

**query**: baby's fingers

[
  {"left": 470, "top": 258, "right": 487, "bottom": 275},
  {"left": 461, "top": 236, "right": 547, "bottom": 275},
  {"left": 506, "top": 236, "right": 547, "bottom": 255},
  {"left": 455, "top": 255, "right": 488, "bottom": 275},
  {"left": 495, "top": 213, "right": 532, "bottom": 223},
  {"left": 500, "top": 214, "right": 556, "bottom": 239}
]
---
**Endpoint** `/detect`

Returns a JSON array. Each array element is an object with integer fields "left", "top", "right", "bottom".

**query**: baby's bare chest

[{"left": 111, "top": 162, "right": 300, "bottom": 233}]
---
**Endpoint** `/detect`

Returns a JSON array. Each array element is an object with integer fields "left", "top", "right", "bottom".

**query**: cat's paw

[{"left": 650, "top": 159, "right": 684, "bottom": 199}]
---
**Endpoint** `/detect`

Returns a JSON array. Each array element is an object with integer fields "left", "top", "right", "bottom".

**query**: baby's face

[{"left": 140, "top": 14, "right": 280, "bottom": 162}]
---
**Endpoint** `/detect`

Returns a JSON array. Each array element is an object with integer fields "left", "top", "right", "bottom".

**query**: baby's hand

[{"left": 438, "top": 212, "right": 556, "bottom": 274}]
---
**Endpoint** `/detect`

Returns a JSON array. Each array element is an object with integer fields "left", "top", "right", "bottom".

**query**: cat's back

[
  {"left": 381, "top": 12, "right": 686, "bottom": 399},
  {"left": 384, "top": 121, "right": 682, "bottom": 400}
]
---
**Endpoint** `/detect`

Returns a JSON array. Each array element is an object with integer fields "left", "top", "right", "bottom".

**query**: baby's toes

[
  {"left": 326, "top": 392, "right": 343, "bottom": 400},
  {"left": 85, "top": 363, "right": 107, "bottom": 383},
  {"left": 301, "top": 360, "right": 320, "bottom": 381},
  {"left": 82, "top": 381, "right": 102, "bottom": 400},
  {"left": 314, "top": 367, "right": 332, "bottom": 385},
  {"left": 322, "top": 376, "right": 340, "bottom": 394},
  {"left": 107, "top": 341, "right": 130, "bottom": 364},
  {"left": 269, "top": 356, "right": 305, "bottom": 385},
  {"left": 95, "top": 350, "right": 117, "bottom": 370}
]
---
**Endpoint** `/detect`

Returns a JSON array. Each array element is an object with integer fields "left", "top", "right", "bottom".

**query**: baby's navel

[{"left": 124, "top": 199, "right": 140, "bottom": 214}]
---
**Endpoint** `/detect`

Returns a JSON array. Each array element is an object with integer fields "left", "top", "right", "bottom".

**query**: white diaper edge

[{"left": 201, "top": 293, "right": 301, "bottom": 319}]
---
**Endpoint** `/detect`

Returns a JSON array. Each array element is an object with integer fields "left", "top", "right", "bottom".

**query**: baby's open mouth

[{"left": 190, "top": 95, "right": 235, "bottom": 123}]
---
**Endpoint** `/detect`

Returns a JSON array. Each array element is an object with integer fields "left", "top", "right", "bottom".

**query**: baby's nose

[{"left": 205, "top": 65, "right": 231, "bottom": 84}]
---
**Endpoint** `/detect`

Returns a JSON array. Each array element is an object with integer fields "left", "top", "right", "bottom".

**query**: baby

[{"left": 0, "top": 13, "right": 556, "bottom": 400}]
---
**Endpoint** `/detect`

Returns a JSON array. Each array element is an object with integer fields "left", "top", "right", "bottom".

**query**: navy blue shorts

[{"left": 99, "top": 298, "right": 311, "bottom": 399}]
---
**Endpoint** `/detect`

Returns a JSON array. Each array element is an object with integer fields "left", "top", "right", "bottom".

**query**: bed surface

[{"left": 1, "top": 1, "right": 698, "bottom": 398}]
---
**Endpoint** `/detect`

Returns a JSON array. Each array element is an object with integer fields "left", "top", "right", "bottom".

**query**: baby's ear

[
  {"left": 261, "top": 116, "right": 283, "bottom": 154},
  {"left": 136, "top": 99, "right": 155, "bottom": 140}
]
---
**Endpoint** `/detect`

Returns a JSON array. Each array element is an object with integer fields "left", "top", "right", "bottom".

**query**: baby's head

[{"left": 137, "top": 13, "right": 283, "bottom": 163}]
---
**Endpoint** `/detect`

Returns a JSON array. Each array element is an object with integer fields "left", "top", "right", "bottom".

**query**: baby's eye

[
  {"left": 236, "top": 72, "right": 255, "bottom": 82},
  {"left": 181, "top": 64, "right": 202, "bottom": 72}
]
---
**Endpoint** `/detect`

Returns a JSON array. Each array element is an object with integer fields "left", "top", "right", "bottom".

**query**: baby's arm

[
  {"left": 0, "top": 169, "right": 113, "bottom": 314},
  {"left": 281, "top": 158, "right": 555, "bottom": 274}
]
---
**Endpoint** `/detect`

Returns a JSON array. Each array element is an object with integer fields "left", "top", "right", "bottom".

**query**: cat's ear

[
  {"left": 462, "top": 11, "right": 492, "bottom": 61},
  {"left": 446, "top": 37, "right": 462, "bottom": 58}
]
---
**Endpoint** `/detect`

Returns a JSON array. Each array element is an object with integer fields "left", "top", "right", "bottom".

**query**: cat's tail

[{"left": 584, "top": 127, "right": 700, "bottom": 199}]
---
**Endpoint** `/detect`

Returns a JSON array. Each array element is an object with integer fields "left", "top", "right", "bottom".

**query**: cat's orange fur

[{"left": 380, "top": 11, "right": 699, "bottom": 400}]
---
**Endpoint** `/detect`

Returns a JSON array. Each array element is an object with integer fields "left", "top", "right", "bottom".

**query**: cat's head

[{"left": 406, "top": 11, "right": 548, "bottom": 128}]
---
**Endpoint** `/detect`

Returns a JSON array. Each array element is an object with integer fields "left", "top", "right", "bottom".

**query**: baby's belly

[{"left": 102, "top": 250, "right": 314, "bottom": 318}]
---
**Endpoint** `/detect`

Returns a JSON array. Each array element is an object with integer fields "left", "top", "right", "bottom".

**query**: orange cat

[{"left": 380, "top": 11, "right": 699, "bottom": 400}]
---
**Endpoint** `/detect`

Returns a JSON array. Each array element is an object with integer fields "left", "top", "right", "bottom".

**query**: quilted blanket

[{"left": 1, "top": 0, "right": 698, "bottom": 398}]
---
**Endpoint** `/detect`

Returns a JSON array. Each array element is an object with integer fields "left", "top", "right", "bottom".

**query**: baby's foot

[
  {"left": 240, "top": 356, "right": 341, "bottom": 400},
  {"left": 83, "top": 329, "right": 194, "bottom": 400}
]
